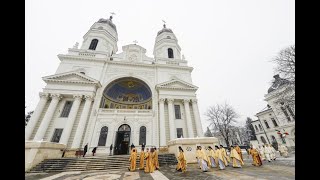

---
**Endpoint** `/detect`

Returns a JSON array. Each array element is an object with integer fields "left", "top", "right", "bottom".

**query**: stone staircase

[{"left": 28, "top": 154, "right": 177, "bottom": 173}]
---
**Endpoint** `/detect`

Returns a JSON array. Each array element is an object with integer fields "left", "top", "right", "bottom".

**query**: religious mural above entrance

[{"left": 100, "top": 77, "right": 152, "bottom": 109}]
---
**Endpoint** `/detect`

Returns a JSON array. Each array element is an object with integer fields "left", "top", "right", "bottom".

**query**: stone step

[{"left": 29, "top": 154, "right": 177, "bottom": 172}]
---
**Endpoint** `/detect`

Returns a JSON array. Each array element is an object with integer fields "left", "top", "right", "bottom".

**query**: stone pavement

[{"left": 25, "top": 154, "right": 295, "bottom": 180}]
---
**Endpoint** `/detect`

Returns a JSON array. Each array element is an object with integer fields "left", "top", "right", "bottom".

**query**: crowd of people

[
  {"left": 82, "top": 142, "right": 289, "bottom": 174},
  {"left": 128, "top": 144, "right": 160, "bottom": 173}
]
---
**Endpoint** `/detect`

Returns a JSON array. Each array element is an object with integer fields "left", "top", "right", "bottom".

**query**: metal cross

[
  {"left": 162, "top": 20, "right": 166, "bottom": 24},
  {"left": 110, "top": 12, "right": 116, "bottom": 16},
  {"left": 133, "top": 40, "right": 138, "bottom": 44}
]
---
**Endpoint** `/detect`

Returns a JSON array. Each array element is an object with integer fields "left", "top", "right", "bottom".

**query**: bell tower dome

[
  {"left": 80, "top": 15, "right": 118, "bottom": 56},
  {"left": 153, "top": 23, "right": 181, "bottom": 60}
]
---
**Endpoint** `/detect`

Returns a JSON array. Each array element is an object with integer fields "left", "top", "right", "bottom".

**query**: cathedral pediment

[
  {"left": 42, "top": 71, "right": 101, "bottom": 87},
  {"left": 156, "top": 79, "right": 198, "bottom": 90}
]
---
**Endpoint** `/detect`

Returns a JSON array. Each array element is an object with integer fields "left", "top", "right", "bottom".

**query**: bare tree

[
  {"left": 270, "top": 45, "right": 295, "bottom": 118},
  {"left": 272, "top": 45, "right": 295, "bottom": 84},
  {"left": 205, "top": 103, "right": 239, "bottom": 148}
]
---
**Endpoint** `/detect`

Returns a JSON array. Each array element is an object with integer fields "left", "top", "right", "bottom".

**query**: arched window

[
  {"left": 168, "top": 48, "right": 174, "bottom": 58},
  {"left": 98, "top": 126, "right": 108, "bottom": 146},
  {"left": 271, "top": 135, "right": 278, "bottom": 150},
  {"left": 259, "top": 124, "right": 263, "bottom": 131},
  {"left": 139, "top": 126, "right": 146, "bottom": 145},
  {"left": 89, "top": 39, "right": 98, "bottom": 50},
  {"left": 271, "top": 118, "right": 278, "bottom": 127},
  {"left": 260, "top": 136, "right": 267, "bottom": 144},
  {"left": 264, "top": 120, "right": 270, "bottom": 128},
  {"left": 255, "top": 125, "right": 258, "bottom": 131}
]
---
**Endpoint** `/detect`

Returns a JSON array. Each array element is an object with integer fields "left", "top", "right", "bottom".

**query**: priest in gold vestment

[
  {"left": 248, "top": 146, "right": 262, "bottom": 166},
  {"left": 144, "top": 148, "right": 152, "bottom": 173},
  {"left": 230, "top": 145, "right": 244, "bottom": 168},
  {"left": 235, "top": 144, "right": 243, "bottom": 162},
  {"left": 139, "top": 148, "right": 145, "bottom": 170},
  {"left": 128, "top": 147, "right": 137, "bottom": 171},
  {"left": 176, "top": 146, "right": 187, "bottom": 173},
  {"left": 215, "top": 145, "right": 226, "bottom": 170}
]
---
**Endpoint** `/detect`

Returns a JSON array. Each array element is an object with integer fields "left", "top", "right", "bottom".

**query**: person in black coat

[
  {"left": 109, "top": 144, "right": 113, "bottom": 156},
  {"left": 92, "top": 147, "right": 97, "bottom": 156},
  {"left": 83, "top": 143, "right": 88, "bottom": 157}
]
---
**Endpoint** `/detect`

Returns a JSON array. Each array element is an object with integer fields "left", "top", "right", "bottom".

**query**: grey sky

[{"left": 25, "top": 0, "right": 295, "bottom": 129}]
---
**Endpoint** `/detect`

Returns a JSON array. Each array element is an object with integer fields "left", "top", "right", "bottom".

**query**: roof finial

[
  {"left": 110, "top": 12, "right": 116, "bottom": 21},
  {"left": 162, "top": 20, "right": 166, "bottom": 28},
  {"left": 133, "top": 40, "right": 138, "bottom": 45}
]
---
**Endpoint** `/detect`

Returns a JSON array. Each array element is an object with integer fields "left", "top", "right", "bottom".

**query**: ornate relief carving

[
  {"left": 85, "top": 95, "right": 94, "bottom": 101},
  {"left": 129, "top": 54, "right": 138, "bottom": 62},
  {"left": 50, "top": 94, "right": 62, "bottom": 100},
  {"left": 167, "top": 98, "right": 174, "bottom": 103},
  {"left": 159, "top": 98, "right": 165, "bottom": 103},
  {"left": 39, "top": 92, "right": 49, "bottom": 99},
  {"left": 183, "top": 99, "right": 190, "bottom": 104},
  {"left": 73, "top": 94, "right": 83, "bottom": 100}
]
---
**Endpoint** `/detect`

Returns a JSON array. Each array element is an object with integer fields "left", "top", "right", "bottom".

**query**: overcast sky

[{"left": 26, "top": 0, "right": 295, "bottom": 129}]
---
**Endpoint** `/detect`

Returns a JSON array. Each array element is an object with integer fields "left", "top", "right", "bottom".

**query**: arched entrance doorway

[{"left": 114, "top": 124, "right": 131, "bottom": 155}]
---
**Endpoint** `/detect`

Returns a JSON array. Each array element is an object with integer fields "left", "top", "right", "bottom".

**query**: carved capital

[
  {"left": 84, "top": 95, "right": 94, "bottom": 101},
  {"left": 183, "top": 99, "right": 190, "bottom": 104},
  {"left": 50, "top": 94, "right": 62, "bottom": 100},
  {"left": 159, "top": 98, "right": 165, "bottom": 103},
  {"left": 191, "top": 99, "right": 198, "bottom": 104},
  {"left": 73, "top": 94, "right": 83, "bottom": 100},
  {"left": 167, "top": 98, "right": 174, "bottom": 103},
  {"left": 39, "top": 92, "right": 49, "bottom": 99}
]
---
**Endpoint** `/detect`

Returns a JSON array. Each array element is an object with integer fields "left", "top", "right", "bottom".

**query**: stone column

[
  {"left": 71, "top": 95, "right": 94, "bottom": 148},
  {"left": 167, "top": 98, "right": 176, "bottom": 140},
  {"left": 191, "top": 99, "right": 203, "bottom": 137},
  {"left": 183, "top": 99, "right": 194, "bottom": 138},
  {"left": 59, "top": 95, "right": 83, "bottom": 145},
  {"left": 25, "top": 92, "right": 49, "bottom": 140},
  {"left": 33, "top": 94, "right": 62, "bottom": 141},
  {"left": 159, "top": 98, "right": 166, "bottom": 147}
]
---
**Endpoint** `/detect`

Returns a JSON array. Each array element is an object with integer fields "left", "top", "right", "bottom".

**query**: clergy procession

[{"left": 128, "top": 143, "right": 288, "bottom": 174}]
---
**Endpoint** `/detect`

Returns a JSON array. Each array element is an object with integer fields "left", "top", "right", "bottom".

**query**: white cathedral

[{"left": 25, "top": 16, "right": 204, "bottom": 155}]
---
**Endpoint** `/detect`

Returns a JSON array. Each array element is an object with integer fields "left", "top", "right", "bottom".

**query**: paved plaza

[{"left": 25, "top": 154, "right": 295, "bottom": 180}]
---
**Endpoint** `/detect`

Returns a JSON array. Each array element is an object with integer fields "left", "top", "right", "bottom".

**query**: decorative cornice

[
  {"left": 42, "top": 72, "right": 102, "bottom": 88},
  {"left": 156, "top": 79, "right": 198, "bottom": 91},
  {"left": 58, "top": 54, "right": 193, "bottom": 71}
]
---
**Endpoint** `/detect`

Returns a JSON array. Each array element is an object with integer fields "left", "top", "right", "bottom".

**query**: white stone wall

[{"left": 26, "top": 19, "right": 204, "bottom": 156}]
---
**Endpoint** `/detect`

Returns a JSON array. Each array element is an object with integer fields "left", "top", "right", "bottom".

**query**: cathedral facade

[{"left": 25, "top": 16, "right": 203, "bottom": 155}]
